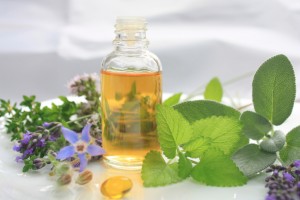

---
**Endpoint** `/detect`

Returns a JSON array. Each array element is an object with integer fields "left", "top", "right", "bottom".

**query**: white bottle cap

[{"left": 115, "top": 16, "right": 147, "bottom": 31}]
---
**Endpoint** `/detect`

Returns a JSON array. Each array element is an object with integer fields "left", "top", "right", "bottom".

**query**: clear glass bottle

[{"left": 101, "top": 17, "right": 162, "bottom": 170}]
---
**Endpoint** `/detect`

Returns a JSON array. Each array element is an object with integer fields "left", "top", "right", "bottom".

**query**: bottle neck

[{"left": 113, "top": 30, "right": 149, "bottom": 52}]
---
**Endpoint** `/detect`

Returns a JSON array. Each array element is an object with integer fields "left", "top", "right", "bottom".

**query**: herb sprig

[{"left": 141, "top": 54, "right": 300, "bottom": 195}]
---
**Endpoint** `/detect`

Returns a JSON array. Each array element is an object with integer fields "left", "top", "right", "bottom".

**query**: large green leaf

[
  {"left": 191, "top": 149, "right": 247, "bottom": 186},
  {"left": 204, "top": 77, "right": 223, "bottom": 102},
  {"left": 240, "top": 111, "right": 272, "bottom": 140},
  {"left": 163, "top": 93, "right": 182, "bottom": 106},
  {"left": 252, "top": 54, "right": 296, "bottom": 125},
  {"left": 174, "top": 100, "right": 240, "bottom": 123},
  {"left": 280, "top": 126, "right": 300, "bottom": 165},
  {"left": 232, "top": 144, "right": 276, "bottom": 177},
  {"left": 142, "top": 151, "right": 183, "bottom": 187},
  {"left": 184, "top": 116, "right": 247, "bottom": 157},
  {"left": 156, "top": 105, "right": 193, "bottom": 159}
]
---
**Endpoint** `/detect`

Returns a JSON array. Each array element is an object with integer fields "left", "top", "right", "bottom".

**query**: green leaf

[
  {"left": 240, "top": 111, "right": 272, "bottom": 140},
  {"left": 163, "top": 93, "right": 182, "bottom": 106},
  {"left": 191, "top": 149, "right": 247, "bottom": 186},
  {"left": 141, "top": 151, "right": 183, "bottom": 187},
  {"left": 232, "top": 144, "right": 276, "bottom": 177},
  {"left": 204, "top": 77, "right": 223, "bottom": 102},
  {"left": 178, "top": 152, "right": 193, "bottom": 179},
  {"left": 156, "top": 105, "right": 193, "bottom": 159},
  {"left": 260, "top": 130, "right": 285, "bottom": 153},
  {"left": 174, "top": 100, "right": 240, "bottom": 123},
  {"left": 280, "top": 126, "right": 300, "bottom": 165},
  {"left": 184, "top": 116, "right": 247, "bottom": 157},
  {"left": 252, "top": 54, "right": 296, "bottom": 125}
]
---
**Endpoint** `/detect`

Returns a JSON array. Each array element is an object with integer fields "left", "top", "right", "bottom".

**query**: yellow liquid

[{"left": 101, "top": 70, "right": 162, "bottom": 170}]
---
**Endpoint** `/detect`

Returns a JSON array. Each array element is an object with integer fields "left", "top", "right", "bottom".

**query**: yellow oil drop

[{"left": 101, "top": 176, "right": 133, "bottom": 199}]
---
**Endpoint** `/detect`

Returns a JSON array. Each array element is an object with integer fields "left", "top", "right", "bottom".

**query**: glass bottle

[{"left": 101, "top": 17, "right": 162, "bottom": 170}]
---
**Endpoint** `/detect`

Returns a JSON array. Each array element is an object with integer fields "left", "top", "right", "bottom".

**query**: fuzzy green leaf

[
  {"left": 141, "top": 151, "right": 183, "bottom": 187},
  {"left": 260, "top": 130, "right": 285, "bottom": 153},
  {"left": 178, "top": 152, "right": 193, "bottom": 179},
  {"left": 184, "top": 116, "right": 247, "bottom": 157},
  {"left": 240, "top": 111, "right": 272, "bottom": 140},
  {"left": 232, "top": 144, "right": 276, "bottom": 177},
  {"left": 280, "top": 126, "right": 300, "bottom": 165},
  {"left": 204, "top": 77, "right": 223, "bottom": 102},
  {"left": 174, "top": 100, "right": 240, "bottom": 123},
  {"left": 252, "top": 54, "right": 296, "bottom": 125},
  {"left": 156, "top": 105, "right": 193, "bottom": 159},
  {"left": 163, "top": 93, "right": 182, "bottom": 107},
  {"left": 191, "top": 149, "right": 247, "bottom": 186}
]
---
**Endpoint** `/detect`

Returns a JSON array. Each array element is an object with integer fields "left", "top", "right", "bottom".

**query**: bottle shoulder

[{"left": 101, "top": 50, "right": 162, "bottom": 72}]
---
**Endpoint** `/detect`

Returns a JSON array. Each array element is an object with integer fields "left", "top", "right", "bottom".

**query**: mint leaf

[
  {"left": 252, "top": 54, "right": 296, "bottom": 125},
  {"left": 156, "top": 105, "right": 193, "bottom": 159},
  {"left": 141, "top": 151, "right": 183, "bottom": 187},
  {"left": 232, "top": 144, "right": 276, "bottom": 177},
  {"left": 184, "top": 116, "right": 247, "bottom": 157},
  {"left": 191, "top": 149, "right": 247, "bottom": 186},
  {"left": 240, "top": 111, "right": 272, "bottom": 140},
  {"left": 163, "top": 93, "right": 182, "bottom": 106},
  {"left": 178, "top": 152, "right": 193, "bottom": 179},
  {"left": 204, "top": 77, "right": 223, "bottom": 102},
  {"left": 260, "top": 130, "right": 285, "bottom": 153},
  {"left": 174, "top": 100, "right": 240, "bottom": 123},
  {"left": 280, "top": 126, "right": 300, "bottom": 165}
]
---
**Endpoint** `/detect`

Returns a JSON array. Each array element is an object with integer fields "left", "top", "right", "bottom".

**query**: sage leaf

[
  {"left": 240, "top": 111, "right": 272, "bottom": 140},
  {"left": 141, "top": 151, "right": 183, "bottom": 187},
  {"left": 260, "top": 130, "right": 285, "bottom": 153},
  {"left": 252, "top": 54, "right": 296, "bottom": 125},
  {"left": 280, "top": 126, "right": 300, "bottom": 165},
  {"left": 184, "top": 116, "right": 247, "bottom": 157},
  {"left": 191, "top": 149, "right": 247, "bottom": 186},
  {"left": 156, "top": 105, "right": 193, "bottom": 159},
  {"left": 174, "top": 100, "right": 240, "bottom": 123},
  {"left": 163, "top": 93, "right": 182, "bottom": 106},
  {"left": 232, "top": 144, "right": 276, "bottom": 177},
  {"left": 204, "top": 77, "right": 223, "bottom": 102}
]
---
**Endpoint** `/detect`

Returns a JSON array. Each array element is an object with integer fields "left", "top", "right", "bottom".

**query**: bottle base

[{"left": 103, "top": 155, "right": 143, "bottom": 170}]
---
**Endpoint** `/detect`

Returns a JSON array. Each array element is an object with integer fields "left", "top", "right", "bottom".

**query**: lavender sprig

[{"left": 265, "top": 160, "right": 300, "bottom": 200}]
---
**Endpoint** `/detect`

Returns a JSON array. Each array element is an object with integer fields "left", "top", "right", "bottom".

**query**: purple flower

[
  {"left": 13, "top": 144, "right": 21, "bottom": 152},
  {"left": 42, "top": 122, "right": 51, "bottom": 128},
  {"left": 265, "top": 194, "right": 276, "bottom": 200},
  {"left": 56, "top": 124, "right": 105, "bottom": 172},
  {"left": 283, "top": 172, "right": 295, "bottom": 182},
  {"left": 294, "top": 160, "right": 300, "bottom": 168},
  {"left": 21, "top": 132, "right": 32, "bottom": 145}
]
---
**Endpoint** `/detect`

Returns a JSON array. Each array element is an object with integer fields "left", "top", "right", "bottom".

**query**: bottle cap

[{"left": 115, "top": 16, "right": 147, "bottom": 31}]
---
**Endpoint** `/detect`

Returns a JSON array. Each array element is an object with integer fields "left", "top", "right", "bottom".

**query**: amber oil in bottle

[{"left": 101, "top": 17, "right": 162, "bottom": 170}]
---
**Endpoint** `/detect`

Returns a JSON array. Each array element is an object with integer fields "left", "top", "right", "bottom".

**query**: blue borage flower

[{"left": 56, "top": 124, "right": 105, "bottom": 172}]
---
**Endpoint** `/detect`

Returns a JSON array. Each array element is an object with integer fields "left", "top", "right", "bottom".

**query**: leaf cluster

[{"left": 142, "top": 54, "right": 300, "bottom": 188}]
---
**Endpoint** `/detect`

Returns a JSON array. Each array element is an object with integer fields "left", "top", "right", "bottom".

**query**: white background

[{"left": 0, "top": 0, "right": 300, "bottom": 102}]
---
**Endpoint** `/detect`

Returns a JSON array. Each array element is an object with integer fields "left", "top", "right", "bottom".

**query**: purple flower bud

[
  {"left": 33, "top": 158, "right": 46, "bottom": 170},
  {"left": 283, "top": 172, "right": 295, "bottom": 182},
  {"left": 294, "top": 160, "right": 300, "bottom": 168},
  {"left": 265, "top": 194, "right": 276, "bottom": 200},
  {"left": 21, "top": 132, "right": 32, "bottom": 145},
  {"left": 15, "top": 156, "right": 23, "bottom": 163},
  {"left": 13, "top": 144, "right": 21, "bottom": 152},
  {"left": 42, "top": 122, "right": 51, "bottom": 128}
]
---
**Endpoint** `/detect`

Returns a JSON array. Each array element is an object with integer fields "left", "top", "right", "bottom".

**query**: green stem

[
  {"left": 48, "top": 113, "right": 95, "bottom": 132},
  {"left": 183, "top": 71, "right": 254, "bottom": 102}
]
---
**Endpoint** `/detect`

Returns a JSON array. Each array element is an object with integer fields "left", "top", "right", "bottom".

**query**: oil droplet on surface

[{"left": 101, "top": 176, "right": 133, "bottom": 199}]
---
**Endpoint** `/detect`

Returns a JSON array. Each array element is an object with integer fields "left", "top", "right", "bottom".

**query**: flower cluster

[
  {"left": 265, "top": 160, "right": 300, "bottom": 200},
  {"left": 67, "top": 73, "right": 101, "bottom": 116},
  {"left": 12, "top": 123, "right": 63, "bottom": 171}
]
